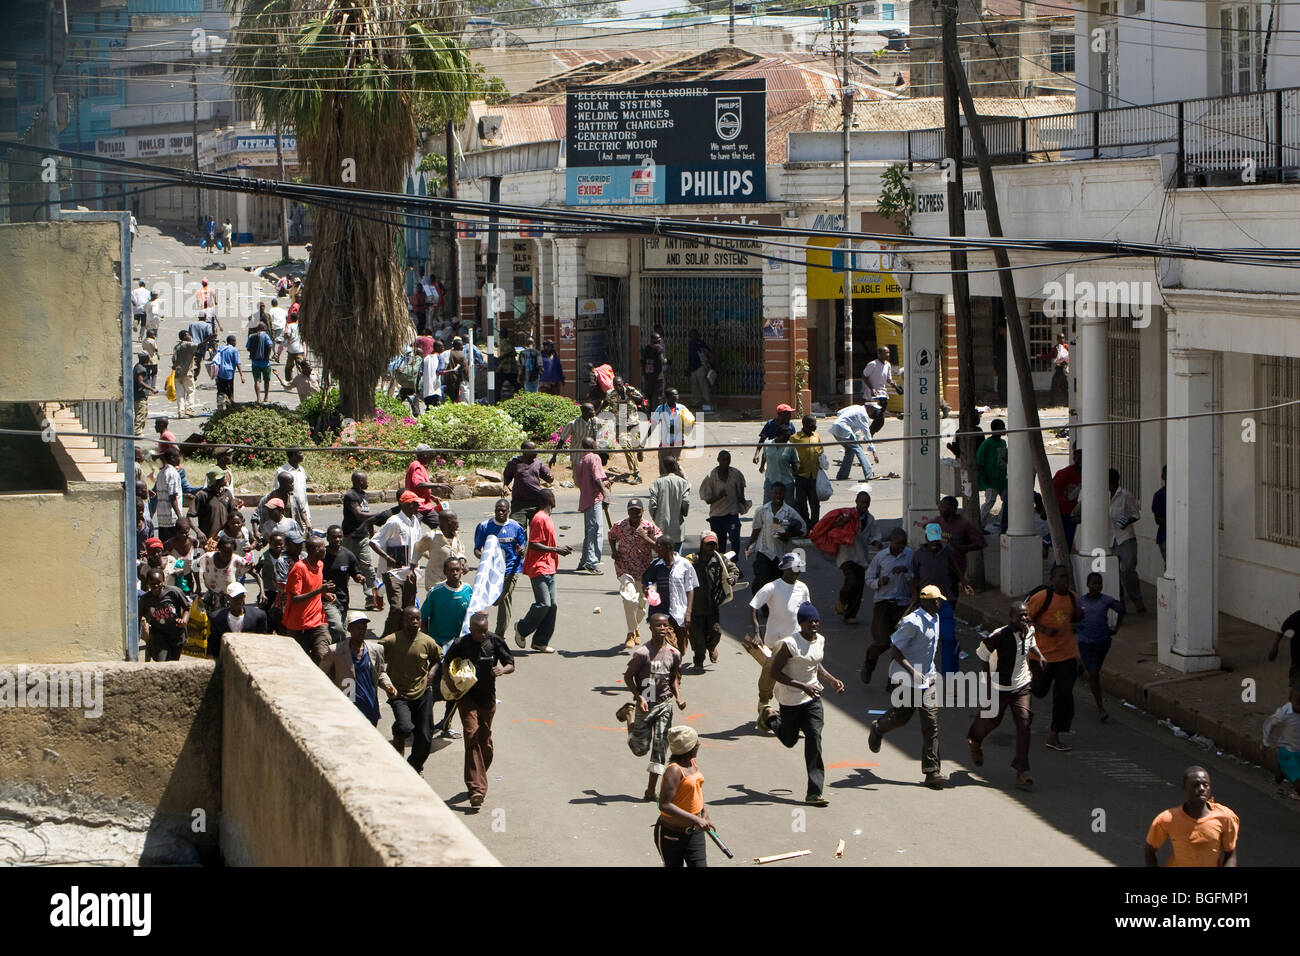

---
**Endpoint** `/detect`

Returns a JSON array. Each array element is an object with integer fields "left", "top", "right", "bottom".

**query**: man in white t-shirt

[
  {"left": 420, "top": 345, "right": 446, "bottom": 410},
  {"left": 745, "top": 550, "right": 810, "bottom": 727},
  {"left": 268, "top": 298, "right": 288, "bottom": 337},
  {"left": 862, "top": 346, "right": 903, "bottom": 436},
  {"left": 131, "top": 280, "right": 151, "bottom": 340},
  {"left": 146, "top": 291, "right": 165, "bottom": 338}
]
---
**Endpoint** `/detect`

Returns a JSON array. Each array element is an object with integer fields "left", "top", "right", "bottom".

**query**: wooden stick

[
  {"left": 753, "top": 850, "right": 811, "bottom": 865},
  {"left": 834, "top": 840, "right": 845, "bottom": 859}
]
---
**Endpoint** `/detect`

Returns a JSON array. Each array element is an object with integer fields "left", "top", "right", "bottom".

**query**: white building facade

[{"left": 899, "top": 0, "right": 1300, "bottom": 670}]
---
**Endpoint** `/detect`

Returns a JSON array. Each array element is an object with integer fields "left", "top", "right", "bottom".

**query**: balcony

[{"left": 907, "top": 86, "right": 1300, "bottom": 187}]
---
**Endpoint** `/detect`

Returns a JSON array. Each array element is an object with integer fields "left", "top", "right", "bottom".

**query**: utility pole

[
  {"left": 840, "top": 2, "right": 855, "bottom": 406},
  {"left": 945, "top": 20, "right": 1073, "bottom": 577},
  {"left": 941, "top": 0, "right": 983, "bottom": 586},
  {"left": 274, "top": 121, "right": 289, "bottom": 263},
  {"left": 485, "top": 175, "right": 501, "bottom": 403},
  {"left": 192, "top": 67, "right": 201, "bottom": 230},
  {"left": 729, "top": 0, "right": 735, "bottom": 45},
  {"left": 446, "top": 120, "right": 458, "bottom": 325}
]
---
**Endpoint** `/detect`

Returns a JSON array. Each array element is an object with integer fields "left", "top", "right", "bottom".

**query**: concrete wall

[
  {"left": 0, "top": 660, "right": 221, "bottom": 864},
  {"left": 220, "top": 635, "right": 499, "bottom": 867},
  {"left": 0, "top": 221, "right": 124, "bottom": 403},
  {"left": 0, "top": 487, "right": 127, "bottom": 662}
]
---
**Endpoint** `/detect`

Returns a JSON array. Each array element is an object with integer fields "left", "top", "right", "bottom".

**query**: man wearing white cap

[
  {"left": 320, "top": 610, "right": 396, "bottom": 726},
  {"left": 869, "top": 584, "right": 947, "bottom": 789},
  {"left": 207, "top": 582, "right": 269, "bottom": 659},
  {"left": 746, "top": 548, "right": 810, "bottom": 727}
]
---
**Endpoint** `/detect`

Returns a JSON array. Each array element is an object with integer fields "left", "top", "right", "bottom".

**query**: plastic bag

[
  {"left": 816, "top": 469, "right": 833, "bottom": 502},
  {"left": 680, "top": 406, "right": 696, "bottom": 429},
  {"left": 184, "top": 600, "right": 209, "bottom": 658},
  {"left": 439, "top": 657, "right": 478, "bottom": 701},
  {"left": 164, "top": 369, "right": 176, "bottom": 402}
]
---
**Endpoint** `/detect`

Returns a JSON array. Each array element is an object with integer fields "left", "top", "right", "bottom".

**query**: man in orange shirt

[
  {"left": 284, "top": 535, "right": 336, "bottom": 663},
  {"left": 1145, "top": 766, "right": 1239, "bottom": 867},
  {"left": 1027, "top": 565, "right": 1084, "bottom": 752}
]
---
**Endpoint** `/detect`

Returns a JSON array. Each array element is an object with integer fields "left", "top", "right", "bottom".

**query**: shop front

[{"left": 805, "top": 236, "right": 904, "bottom": 404}]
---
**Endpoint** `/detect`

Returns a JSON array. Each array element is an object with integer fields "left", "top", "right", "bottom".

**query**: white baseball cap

[
  {"left": 225, "top": 582, "right": 246, "bottom": 598},
  {"left": 345, "top": 610, "right": 370, "bottom": 626}
]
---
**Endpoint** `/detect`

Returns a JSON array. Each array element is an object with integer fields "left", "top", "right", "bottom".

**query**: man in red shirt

[
  {"left": 1051, "top": 448, "right": 1082, "bottom": 552},
  {"left": 405, "top": 444, "right": 445, "bottom": 529},
  {"left": 284, "top": 535, "right": 336, "bottom": 663},
  {"left": 575, "top": 437, "right": 611, "bottom": 574},
  {"left": 514, "top": 489, "right": 572, "bottom": 653}
]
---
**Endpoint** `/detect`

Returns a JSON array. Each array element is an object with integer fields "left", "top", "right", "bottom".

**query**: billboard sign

[{"left": 566, "top": 78, "right": 766, "bottom": 206}]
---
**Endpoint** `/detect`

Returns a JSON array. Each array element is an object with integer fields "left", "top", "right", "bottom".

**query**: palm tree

[{"left": 227, "top": 0, "right": 474, "bottom": 419}]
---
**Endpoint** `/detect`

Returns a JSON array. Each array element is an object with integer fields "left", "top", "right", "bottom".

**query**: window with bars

[
  {"left": 1258, "top": 356, "right": 1300, "bottom": 547},
  {"left": 1220, "top": 1, "right": 1262, "bottom": 94},
  {"left": 1050, "top": 33, "right": 1075, "bottom": 74},
  {"left": 1107, "top": 316, "right": 1141, "bottom": 499}
]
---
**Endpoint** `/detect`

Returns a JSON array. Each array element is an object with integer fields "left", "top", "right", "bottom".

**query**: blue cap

[
  {"left": 796, "top": 601, "right": 820, "bottom": 623},
  {"left": 285, "top": 530, "right": 305, "bottom": 545},
  {"left": 925, "top": 522, "right": 943, "bottom": 542}
]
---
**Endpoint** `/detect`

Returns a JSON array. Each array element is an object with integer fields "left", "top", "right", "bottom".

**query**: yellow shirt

[
  {"left": 790, "top": 432, "right": 824, "bottom": 479},
  {"left": 1146, "top": 802, "right": 1239, "bottom": 866}
]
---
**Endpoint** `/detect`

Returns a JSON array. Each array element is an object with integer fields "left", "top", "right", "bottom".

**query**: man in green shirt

[
  {"left": 420, "top": 556, "right": 473, "bottom": 740},
  {"left": 379, "top": 605, "right": 441, "bottom": 773},
  {"left": 976, "top": 419, "right": 1009, "bottom": 534},
  {"left": 760, "top": 430, "right": 801, "bottom": 507}
]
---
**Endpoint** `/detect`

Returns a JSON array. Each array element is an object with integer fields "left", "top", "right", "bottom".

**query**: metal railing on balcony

[{"left": 907, "top": 86, "right": 1300, "bottom": 187}]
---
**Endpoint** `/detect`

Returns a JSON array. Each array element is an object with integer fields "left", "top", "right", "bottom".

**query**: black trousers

[
  {"left": 391, "top": 686, "right": 435, "bottom": 773},
  {"left": 1030, "top": 658, "right": 1076, "bottom": 734},
  {"left": 793, "top": 474, "right": 820, "bottom": 527},
  {"left": 653, "top": 822, "right": 707, "bottom": 868},
  {"left": 766, "top": 697, "right": 825, "bottom": 797},
  {"left": 838, "top": 561, "right": 866, "bottom": 619}
]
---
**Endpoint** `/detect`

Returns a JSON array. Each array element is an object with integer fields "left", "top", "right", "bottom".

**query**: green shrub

[
  {"left": 499, "top": 392, "right": 579, "bottom": 444},
  {"left": 418, "top": 403, "right": 526, "bottom": 468},
  {"left": 197, "top": 403, "right": 315, "bottom": 467}
]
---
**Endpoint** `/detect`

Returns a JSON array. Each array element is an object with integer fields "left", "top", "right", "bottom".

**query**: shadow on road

[
  {"left": 571, "top": 789, "right": 653, "bottom": 807},
  {"left": 708, "top": 783, "right": 807, "bottom": 808}
]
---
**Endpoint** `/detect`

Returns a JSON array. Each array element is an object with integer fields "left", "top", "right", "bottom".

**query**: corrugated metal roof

[
  {"left": 549, "top": 49, "right": 678, "bottom": 69},
  {"left": 851, "top": 94, "right": 1076, "bottom": 130}
]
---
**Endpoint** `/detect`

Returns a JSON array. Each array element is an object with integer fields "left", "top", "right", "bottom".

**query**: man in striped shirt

[{"left": 967, "top": 601, "right": 1047, "bottom": 791}]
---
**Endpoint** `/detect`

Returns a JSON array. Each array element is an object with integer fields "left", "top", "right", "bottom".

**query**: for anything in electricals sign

[{"left": 565, "top": 78, "right": 766, "bottom": 206}]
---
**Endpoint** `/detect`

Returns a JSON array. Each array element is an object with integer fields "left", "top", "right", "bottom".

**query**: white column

[
  {"left": 1072, "top": 311, "right": 1117, "bottom": 592},
  {"left": 903, "top": 292, "right": 941, "bottom": 549},
  {"left": 1001, "top": 302, "right": 1041, "bottom": 595},
  {"left": 1158, "top": 348, "right": 1220, "bottom": 672}
]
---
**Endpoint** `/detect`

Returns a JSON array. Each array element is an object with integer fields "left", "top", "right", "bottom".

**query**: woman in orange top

[{"left": 654, "top": 725, "right": 713, "bottom": 867}]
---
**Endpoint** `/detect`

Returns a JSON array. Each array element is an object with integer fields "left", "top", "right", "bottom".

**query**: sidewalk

[{"left": 958, "top": 536, "right": 1288, "bottom": 773}]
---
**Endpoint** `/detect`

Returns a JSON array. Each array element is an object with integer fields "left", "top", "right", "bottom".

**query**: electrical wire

[{"left": 7, "top": 396, "right": 1299, "bottom": 455}]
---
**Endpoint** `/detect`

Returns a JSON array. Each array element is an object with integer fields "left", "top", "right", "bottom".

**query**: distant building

[{"left": 909, "top": 0, "right": 1074, "bottom": 98}]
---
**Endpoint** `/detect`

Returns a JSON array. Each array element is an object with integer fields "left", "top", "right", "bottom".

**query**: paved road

[{"left": 129, "top": 226, "right": 313, "bottom": 440}]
